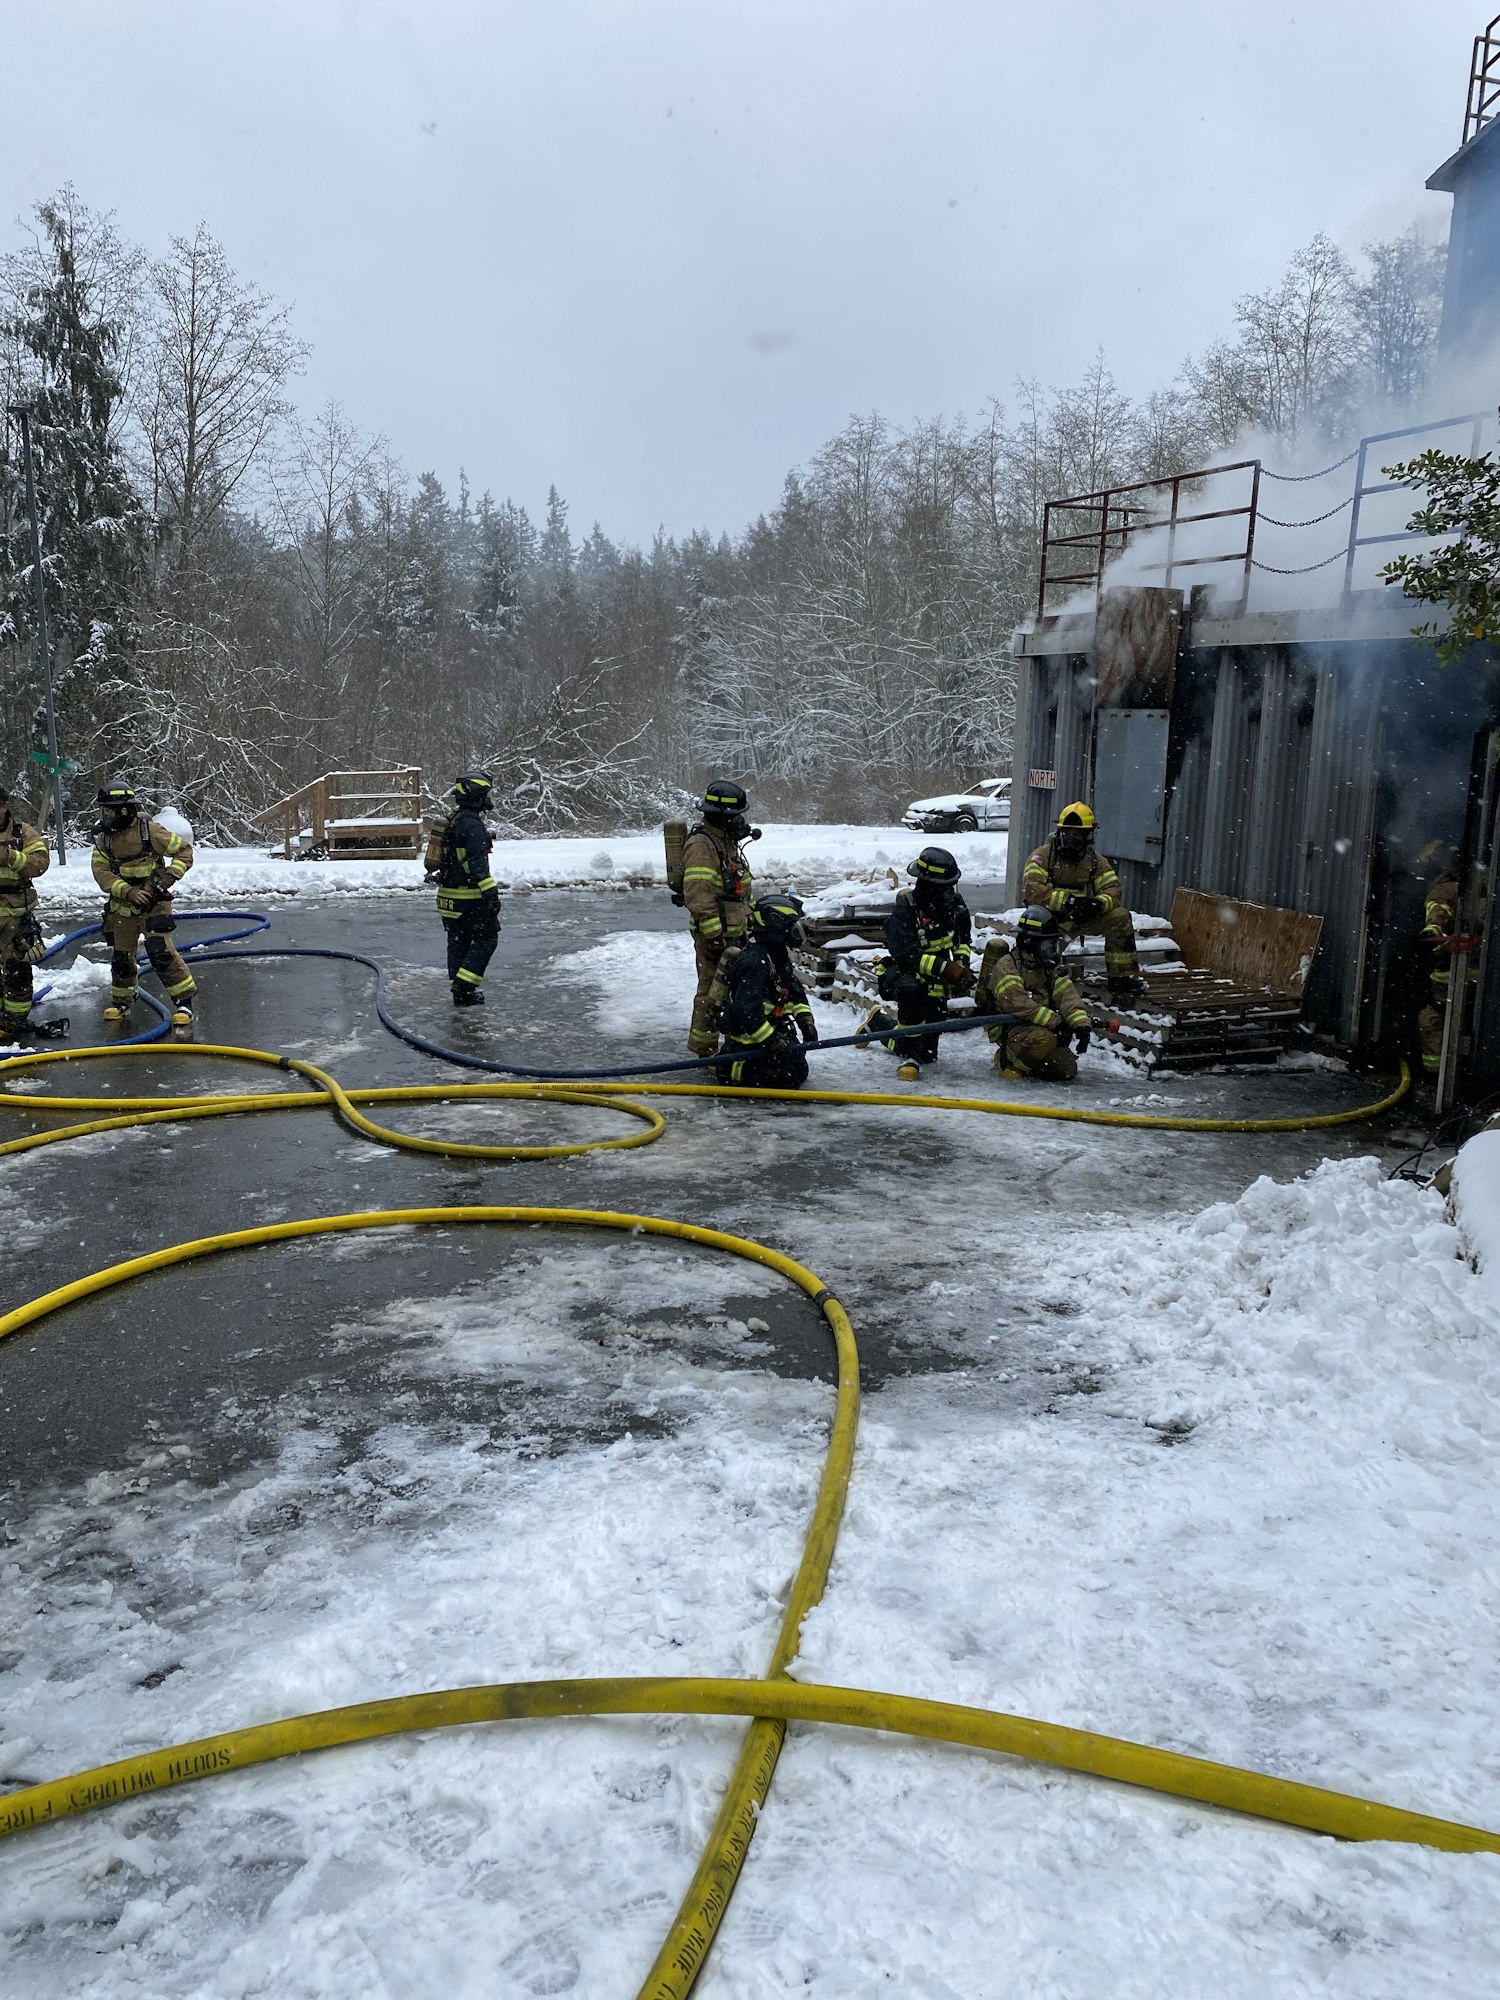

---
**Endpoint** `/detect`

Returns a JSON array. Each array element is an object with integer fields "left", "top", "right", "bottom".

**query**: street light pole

[{"left": 7, "top": 404, "right": 67, "bottom": 862}]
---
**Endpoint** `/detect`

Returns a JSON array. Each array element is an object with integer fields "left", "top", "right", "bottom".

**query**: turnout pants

[
  {"left": 690, "top": 931, "right": 733, "bottom": 1055},
  {"left": 1417, "top": 973, "right": 1446, "bottom": 1075},
  {"left": 997, "top": 1022, "right": 1078, "bottom": 1081},
  {"left": 1063, "top": 904, "right": 1139, "bottom": 984},
  {"left": 444, "top": 901, "right": 500, "bottom": 993},
  {"left": 715, "top": 1041, "right": 810, "bottom": 1089},
  {"left": 0, "top": 912, "right": 34, "bottom": 1029},
  {"left": 104, "top": 903, "right": 196, "bottom": 1006},
  {"left": 873, "top": 976, "right": 948, "bottom": 1063}
]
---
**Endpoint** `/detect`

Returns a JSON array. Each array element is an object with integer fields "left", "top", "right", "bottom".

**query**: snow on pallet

[{"left": 803, "top": 880, "right": 1319, "bottom": 1072}]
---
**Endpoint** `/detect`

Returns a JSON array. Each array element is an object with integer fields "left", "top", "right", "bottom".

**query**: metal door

[{"left": 1092, "top": 708, "right": 1169, "bottom": 866}]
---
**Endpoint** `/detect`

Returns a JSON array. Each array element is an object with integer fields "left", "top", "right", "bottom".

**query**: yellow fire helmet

[
  {"left": 1056, "top": 801, "right": 1096, "bottom": 833},
  {"left": 1415, "top": 836, "right": 1458, "bottom": 870}
]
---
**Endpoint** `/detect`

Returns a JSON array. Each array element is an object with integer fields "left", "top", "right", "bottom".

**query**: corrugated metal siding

[
  {"left": 1010, "top": 640, "right": 1385, "bottom": 1040},
  {"left": 1011, "top": 625, "right": 1500, "bottom": 1069},
  {"left": 1007, "top": 654, "right": 1095, "bottom": 904}
]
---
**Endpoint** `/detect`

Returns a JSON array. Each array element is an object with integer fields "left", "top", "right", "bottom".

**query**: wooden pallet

[
  {"left": 803, "top": 886, "right": 1318, "bottom": 1072},
  {"left": 1085, "top": 969, "right": 1305, "bottom": 1069}
]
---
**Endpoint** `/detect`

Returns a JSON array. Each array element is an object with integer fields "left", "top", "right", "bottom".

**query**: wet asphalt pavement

[{"left": 0, "top": 884, "right": 1411, "bottom": 1507}]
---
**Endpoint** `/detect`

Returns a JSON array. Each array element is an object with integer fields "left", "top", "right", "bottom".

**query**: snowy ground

[
  {"left": 33, "top": 824, "right": 1010, "bottom": 910},
  {"left": 3, "top": 890, "right": 1498, "bottom": 1996}
]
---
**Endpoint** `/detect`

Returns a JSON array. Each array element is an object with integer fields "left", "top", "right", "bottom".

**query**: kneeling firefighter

[
  {"left": 865, "top": 846, "right": 974, "bottom": 1081},
  {"left": 981, "top": 906, "right": 1092, "bottom": 1080},
  {"left": 715, "top": 892, "right": 818, "bottom": 1089},
  {"left": 91, "top": 780, "right": 196, "bottom": 1029},
  {"left": 425, "top": 770, "right": 501, "bottom": 1006},
  {"left": 0, "top": 788, "right": 50, "bottom": 1043}
]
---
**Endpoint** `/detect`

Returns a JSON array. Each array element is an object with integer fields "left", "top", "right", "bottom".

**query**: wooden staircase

[{"left": 252, "top": 770, "right": 423, "bottom": 860}]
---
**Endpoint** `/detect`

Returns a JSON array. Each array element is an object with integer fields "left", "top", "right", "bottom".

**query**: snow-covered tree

[{"left": 0, "top": 191, "right": 151, "bottom": 716}]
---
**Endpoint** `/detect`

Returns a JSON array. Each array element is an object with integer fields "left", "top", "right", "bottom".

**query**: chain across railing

[{"left": 1035, "top": 412, "right": 1499, "bottom": 619}]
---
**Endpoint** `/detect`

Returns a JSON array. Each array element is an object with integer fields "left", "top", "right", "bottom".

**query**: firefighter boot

[
  {"left": 171, "top": 998, "right": 194, "bottom": 1036},
  {"left": 103, "top": 996, "right": 135, "bottom": 1023},
  {"left": 897, "top": 1059, "right": 922, "bottom": 1082},
  {"left": 452, "top": 984, "right": 484, "bottom": 1008},
  {"left": 855, "top": 1005, "right": 892, "bottom": 1050}
]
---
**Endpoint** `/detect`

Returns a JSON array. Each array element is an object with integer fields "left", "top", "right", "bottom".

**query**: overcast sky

[{"left": 2, "top": 1, "right": 1486, "bottom": 544}]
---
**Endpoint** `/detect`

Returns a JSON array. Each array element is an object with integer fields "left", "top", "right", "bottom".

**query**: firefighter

[
  {"left": 981, "top": 905, "right": 1093, "bottom": 1081},
  {"left": 1022, "top": 802, "right": 1145, "bottom": 997},
  {"left": 424, "top": 769, "right": 502, "bottom": 1006},
  {"left": 1416, "top": 841, "right": 1463, "bottom": 1081},
  {"left": 0, "top": 787, "right": 50, "bottom": 1043},
  {"left": 682, "top": 780, "right": 757, "bottom": 1056},
  {"left": 865, "top": 846, "right": 974, "bottom": 1082},
  {"left": 91, "top": 779, "right": 196, "bottom": 1028},
  {"left": 715, "top": 892, "right": 818, "bottom": 1088}
]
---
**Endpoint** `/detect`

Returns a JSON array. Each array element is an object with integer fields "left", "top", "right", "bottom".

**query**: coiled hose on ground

[{"left": 0, "top": 909, "right": 1451, "bottom": 2000}]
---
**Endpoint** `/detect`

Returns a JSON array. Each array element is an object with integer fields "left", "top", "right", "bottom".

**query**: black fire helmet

[
  {"left": 453, "top": 770, "right": 494, "bottom": 807},
  {"left": 1014, "top": 904, "right": 1065, "bottom": 968},
  {"left": 907, "top": 846, "right": 962, "bottom": 885},
  {"left": 751, "top": 890, "right": 806, "bottom": 948}
]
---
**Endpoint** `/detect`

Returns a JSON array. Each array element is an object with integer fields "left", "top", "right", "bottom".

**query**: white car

[{"left": 901, "top": 776, "right": 1010, "bottom": 833}]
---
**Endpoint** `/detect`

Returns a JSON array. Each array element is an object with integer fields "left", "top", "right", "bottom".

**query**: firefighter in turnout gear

[
  {"left": 682, "top": 780, "right": 757, "bottom": 1056},
  {"left": 424, "top": 770, "right": 502, "bottom": 1006},
  {"left": 1416, "top": 843, "right": 1463, "bottom": 1079},
  {"left": 715, "top": 893, "right": 817, "bottom": 1088},
  {"left": 865, "top": 846, "right": 974, "bottom": 1082},
  {"left": 91, "top": 780, "right": 196, "bottom": 1028},
  {"left": 982, "top": 905, "right": 1092, "bottom": 1080},
  {"left": 1022, "top": 802, "right": 1144, "bottom": 996},
  {"left": 0, "top": 788, "right": 50, "bottom": 1043}
]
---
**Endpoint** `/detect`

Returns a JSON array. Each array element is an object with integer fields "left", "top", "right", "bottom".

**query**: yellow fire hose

[
  {"left": 0, "top": 1041, "right": 1411, "bottom": 1162},
  {"left": 0, "top": 1047, "right": 1452, "bottom": 1998},
  {"left": 7, "top": 1674, "right": 1498, "bottom": 1858}
]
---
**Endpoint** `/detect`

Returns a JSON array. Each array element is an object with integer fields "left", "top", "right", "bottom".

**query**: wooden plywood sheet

[
  {"left": 1170, "top": 888, "right": 1323, "bottom": 997},
  {"left": 1094, "top": 586, "right": 1182, "bottom": 707}
]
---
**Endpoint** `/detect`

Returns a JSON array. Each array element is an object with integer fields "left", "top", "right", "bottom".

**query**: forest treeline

[{"left": 0, "top": 190, "right": 1447, "bottom": 836}]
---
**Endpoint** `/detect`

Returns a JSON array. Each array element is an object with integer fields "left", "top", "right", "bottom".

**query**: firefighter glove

[
  {"left": 1073, "top": 1024, "right": 1091, "bottom": 1057},
  {"left": 945, "top": 960, "right": 976, "bottom": 992},
  {"left": 128, "top": 886, "right": 155, "bottom": 909},
  {"left": 799, "top": 1016, "right": 820, "bottom": 1043}
]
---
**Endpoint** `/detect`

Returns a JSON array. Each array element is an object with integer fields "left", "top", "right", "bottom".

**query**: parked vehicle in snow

[{"left": 901, "top": 776, "right": 1010, "bottom": 833}]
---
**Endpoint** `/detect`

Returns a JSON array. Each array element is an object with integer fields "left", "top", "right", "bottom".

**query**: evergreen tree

[
  {"left": 0, "top": 191, "right": 151, "bottom": 770},
  {"left": 473, "top": 497, "right": 533, "bottom": 631},
  {"left": 538, "top": 483, "right": 573, "bottom": 577}
]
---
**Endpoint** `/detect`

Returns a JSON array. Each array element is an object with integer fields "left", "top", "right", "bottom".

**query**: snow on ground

[
  {"left": 1451, "top": 1127, "right": 1500, "bottom": 1310},
  {"left": 33, "top": 826, "right": 1009, "bottom": 910},
  {"left": 4, "top": 908, "right": 1500, "bottom": 1995},
  {"left": 552, "top": 929, "right": 1145, "bottom": 1085},
  {"left": 2, "top": 1241, "right": 831, "bottom": 1997}
]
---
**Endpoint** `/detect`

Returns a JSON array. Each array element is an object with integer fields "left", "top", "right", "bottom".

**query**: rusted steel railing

[{"left": 1036, "top": 462, "right": 1261, "bottom": 620}]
